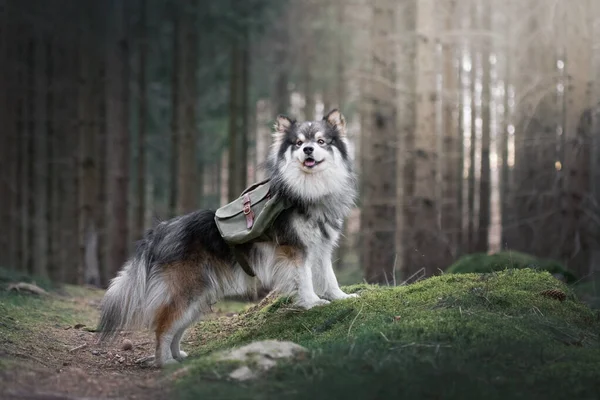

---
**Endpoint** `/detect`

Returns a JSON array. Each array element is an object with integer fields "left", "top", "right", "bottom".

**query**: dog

[{"left": 97, "top": 109, "right": 359, "bottom": 367}]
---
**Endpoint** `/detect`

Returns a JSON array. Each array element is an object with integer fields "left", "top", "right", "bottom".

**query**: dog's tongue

[{"left": 304, "top": 159, "right": 316, "bottom": 167}]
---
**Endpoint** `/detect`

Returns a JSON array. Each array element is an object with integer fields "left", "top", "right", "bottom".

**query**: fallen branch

[{"left": 68, "top": 343, "right": 88, "bottom": 353}]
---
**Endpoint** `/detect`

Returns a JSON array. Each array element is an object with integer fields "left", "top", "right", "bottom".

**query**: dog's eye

[
  {"left": 317, "top": 139, "right": 325, "bottom": 145},
  {"left": 296, "top": 140, "right": 303, "bottom": 147}
]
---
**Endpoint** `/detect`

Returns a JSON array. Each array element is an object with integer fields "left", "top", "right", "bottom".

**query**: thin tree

[
  {"left": 227, "top": 37, "right": 241, "bottom": 201},
  {"left": 105, "top": 0, "right": 131, "bottom": 279},
  {"left": 405, "top": 0, "right": 451, "bottom": 277},
  {"left": 475, "top": 0, "right": 491, "bottom": 252},
  {"left": 136, "top": 0, "right": 148, "bottom": 235},
  {"left": 363, "top": 0, "right": 396, "bottom": 284},
  {"left": 34, "top": 26, "right": 49, "bottom": 277},
  {"left": 176, "top": 0, "right": 199, "bottom": 214}
]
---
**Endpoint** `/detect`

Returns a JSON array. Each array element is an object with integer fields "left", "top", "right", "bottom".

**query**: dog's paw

[
  {"left": 324, "top": 291, "right": 359, "bottom": 301},
  {"left": 160, "top": 358, "right": 179, "bottom": 367},
  {"left": 176, "top": 351, "right": 188, "bottom": 360},
  {"left": 296, "top": 298, "right": 330, "bottom": 310}
]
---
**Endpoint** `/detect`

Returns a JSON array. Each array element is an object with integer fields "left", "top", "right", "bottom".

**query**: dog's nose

[{"left": 303, "top": 146, "right": 314, "bottom": 155}]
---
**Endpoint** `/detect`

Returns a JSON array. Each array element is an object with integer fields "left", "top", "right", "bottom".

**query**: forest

[
  {"left": 2, "top": 0, "right": 600, "bottom": 399},
  {"left": 1, "top": 0, "right": 600, "bottom": 287}
]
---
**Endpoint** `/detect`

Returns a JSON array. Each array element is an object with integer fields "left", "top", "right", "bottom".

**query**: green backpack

[{"left": 214, "top": 179, "right": 291, "bottom": 276}]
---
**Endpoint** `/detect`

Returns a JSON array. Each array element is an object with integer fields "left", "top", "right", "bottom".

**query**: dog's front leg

[
  {"left": 294, "top": 251, "right": 330, "bottom": 309},
  {"left": 316, "top": 256, "right": 359, "bottom": 302}
]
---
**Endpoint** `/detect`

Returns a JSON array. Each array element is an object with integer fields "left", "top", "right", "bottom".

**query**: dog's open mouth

[{"left": 303, "top": 157, "right": 323, "bottom": 168}]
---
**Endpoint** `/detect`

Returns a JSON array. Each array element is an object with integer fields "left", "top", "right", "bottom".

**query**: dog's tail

[{"left": 97, "top": 230, "right": 167, "bottom": 342}]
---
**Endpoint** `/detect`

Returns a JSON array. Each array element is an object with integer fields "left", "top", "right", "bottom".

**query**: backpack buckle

[{"left": 242, "top": 194, "right": 254, "bottom": 228}]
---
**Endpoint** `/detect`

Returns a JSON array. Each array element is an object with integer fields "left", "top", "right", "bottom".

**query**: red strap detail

[{"left": 242, "top": 194, "right": 254, "bottom": 229}]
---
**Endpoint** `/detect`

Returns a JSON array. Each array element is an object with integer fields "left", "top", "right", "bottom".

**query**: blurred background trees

[{"left": 0, "top": 0, "right": 599, "bottom": 288}]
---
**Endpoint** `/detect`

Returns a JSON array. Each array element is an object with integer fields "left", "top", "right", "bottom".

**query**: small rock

[
  {"left": 91, "top": 350, "right": 100, "bottom": 356},
  {"left": 229, "top": 366, "right": 257, "bottom": 381},
  {"left": 217, "top": 340, "right": 307, "bottom": 381},
  {"left": 121, "top": 339, "right": 133, "bottom": 351}
]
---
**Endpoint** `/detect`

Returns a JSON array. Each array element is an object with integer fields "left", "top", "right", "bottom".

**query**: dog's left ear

[{"left": 324, "top": 109, "right": 346, "bottom": 136}]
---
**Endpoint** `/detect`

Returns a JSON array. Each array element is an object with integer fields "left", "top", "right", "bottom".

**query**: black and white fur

[{"left": 98, "top": 109, "right": 358, "bottom": 367}]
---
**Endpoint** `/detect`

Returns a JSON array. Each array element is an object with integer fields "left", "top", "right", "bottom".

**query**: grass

[
  {"left": 0, "top": 268, "right": 103, "bottom": 354},
  {"left": 175, "top": 269, "right": 600, "bottom": 400}
]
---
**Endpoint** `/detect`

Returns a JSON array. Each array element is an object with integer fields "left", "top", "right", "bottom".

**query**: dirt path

[{"left": 0, "top": 290, "right": 170, "bottom": 400}]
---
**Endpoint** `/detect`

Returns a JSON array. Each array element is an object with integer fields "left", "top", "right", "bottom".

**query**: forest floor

[
  {"left": 0, "top": 273, "right": 247, "bottom": 400},
  {"left": 1, "top": 268, "right": 599, "bottom": 400}
]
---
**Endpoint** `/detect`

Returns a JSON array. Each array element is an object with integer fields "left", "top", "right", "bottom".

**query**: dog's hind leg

[
  {"left": 170, "top": 301, "right": 202, "bottom": 361},
  {"left": 154, "top": 302, "right": 180, "bottom": 366}
]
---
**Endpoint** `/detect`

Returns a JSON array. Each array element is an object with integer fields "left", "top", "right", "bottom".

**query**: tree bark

[
  {"left": 33, "top": 30, "right": 49, "bottom": 278},
  {"left": 136, "top": 0, "right": 148, "bottom": 236},
  {"left": 22, "top": 34, "right": 34, "bottom": 274},
  {"left": 467, "top": 44, "right": 478, "bottom": 252},
  {"left": 475, "top": 0, "right": 491, "bottom": 252},
  {"left": 78, "top": 9, "right": 100, "bottom": 286},
  {"left": 363, "top": 0, "right": 396, "bottom": 284},
  {"left": 105, "top": 0, "right": 130, "bottom": 279},
  {"left": 0, "top": 0, "right": 11, "bottom": 269},
  {"left": 405, "top": 0, "right": 450, "bottom": 277},
  {"left": 169, "top": 3, "right": 181, "bottom": 217},
  {"left": 227, "top": 38, "right": 241, "bottom": 201},
  {"left": 238, "top": 30, "right": 250, "bottom": 194},
  {"left": 441, "top": 0, "right": 461, "bottom": 259}
]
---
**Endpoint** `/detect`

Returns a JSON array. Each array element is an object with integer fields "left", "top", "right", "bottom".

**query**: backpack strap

[{"left": 231, "top": 243, "right": 256, "bottom": 277}]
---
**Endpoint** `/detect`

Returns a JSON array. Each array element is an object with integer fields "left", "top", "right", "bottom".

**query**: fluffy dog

[{"left": 98, "top": 109, "right": 358, "bottom": 367}]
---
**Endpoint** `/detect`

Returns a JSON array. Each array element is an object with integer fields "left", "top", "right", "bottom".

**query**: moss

[
  {"left": 446, "top": 251, "right": 577, "bottom": 283},
  {"left": 0, "top": 282, "right": 101, "bottom": 348},
  {"left": 176, "top": 269, "right": 600, "bottom": 400}
]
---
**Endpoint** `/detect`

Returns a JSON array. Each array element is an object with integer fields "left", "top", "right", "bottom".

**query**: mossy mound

[
  {"left": 175, "top": 269, "right": 600, "bottom": 400},
  {"left": 446, "top": 251, "right": 577, "bottom": 283}
]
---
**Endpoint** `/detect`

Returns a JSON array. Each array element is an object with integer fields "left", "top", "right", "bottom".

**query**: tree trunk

[
  {"left": 105, "top": 0, "right": 130, "bottom": 279},
  {"left": 238, "top": 31, "right": 250, "bottom": 193},
  {"left": 33, "top": 30, "right": 48, "bottom": 278},
  {"left": 394, "top": 0, "right": 416, "bottom": 282},
  {"left": 0, "top": 0, "right": 12, "bottom": 269},
  {"left": 63, "top": 29, "right": 81, "bottom": 284},
  {"left": 475, "top": 0, "right": 491, "bottom": 252},
  {"left": 405, "top": 0, "right": 450, "bottom": 277},
  {"left": 561, "top": 2, "right": 593, "bottom": 272},
  {"left": 467, "top": 52, "right": 478, "bottom": 252},
  {"left": 363, "top": 0, "right": 396, "bottom": 284},
  {"left": 302, "top": 44, "right": 315, "bottom": 120},
  {"left": 227, "top": 38, "right": 241, "bottom": 201},
  {"left": 499, "top": 1, "right": 513, "bottom": 248},
  {"left": 176, "top": 0, "right": 199, "bottom": 214},
  {"left": 335, "top": 0, "right": 345, "bottom": 111},
  {"left": 78, "top": 11, "right": 100, "bottom": 286},
  {"left": 441, "top": 0, "right": 461, "bottom": 259},
  {"left": 47, "top": 37, "right": 61, "bottom": 281},
  {"left": 95, "top": 57, "right": 108, "bottom": 285},
  {"left": 136, "top": 0, "right": 148, "bottom": 236},
  {"left": 22, "top": 34, "right": 34, "bottom": 275},
  {"left": 169, "top": 3, "right": 181, "bottom": 217}
]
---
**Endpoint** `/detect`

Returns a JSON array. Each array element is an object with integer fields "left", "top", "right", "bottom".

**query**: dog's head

[{"left": 267, "top": 109, "right": 355, "bottom": 201}]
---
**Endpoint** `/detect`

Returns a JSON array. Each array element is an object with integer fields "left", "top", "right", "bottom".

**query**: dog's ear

[
  {"left": 273, "top": 115, "right": 293, "bottom": 134},
  {"left": 324, "top": 109, "right": 346, "bottom": 136},
  {"left": 272, "top": 115, "right": 293, "bottom": 145}
]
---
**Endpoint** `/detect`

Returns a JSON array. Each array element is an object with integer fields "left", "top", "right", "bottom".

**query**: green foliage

[
  {"left": 446, "top": 251, "right": 577, "bottom": 283},
  {"left": 174, "top": 270, "right": 600, "bottom": 400}
]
